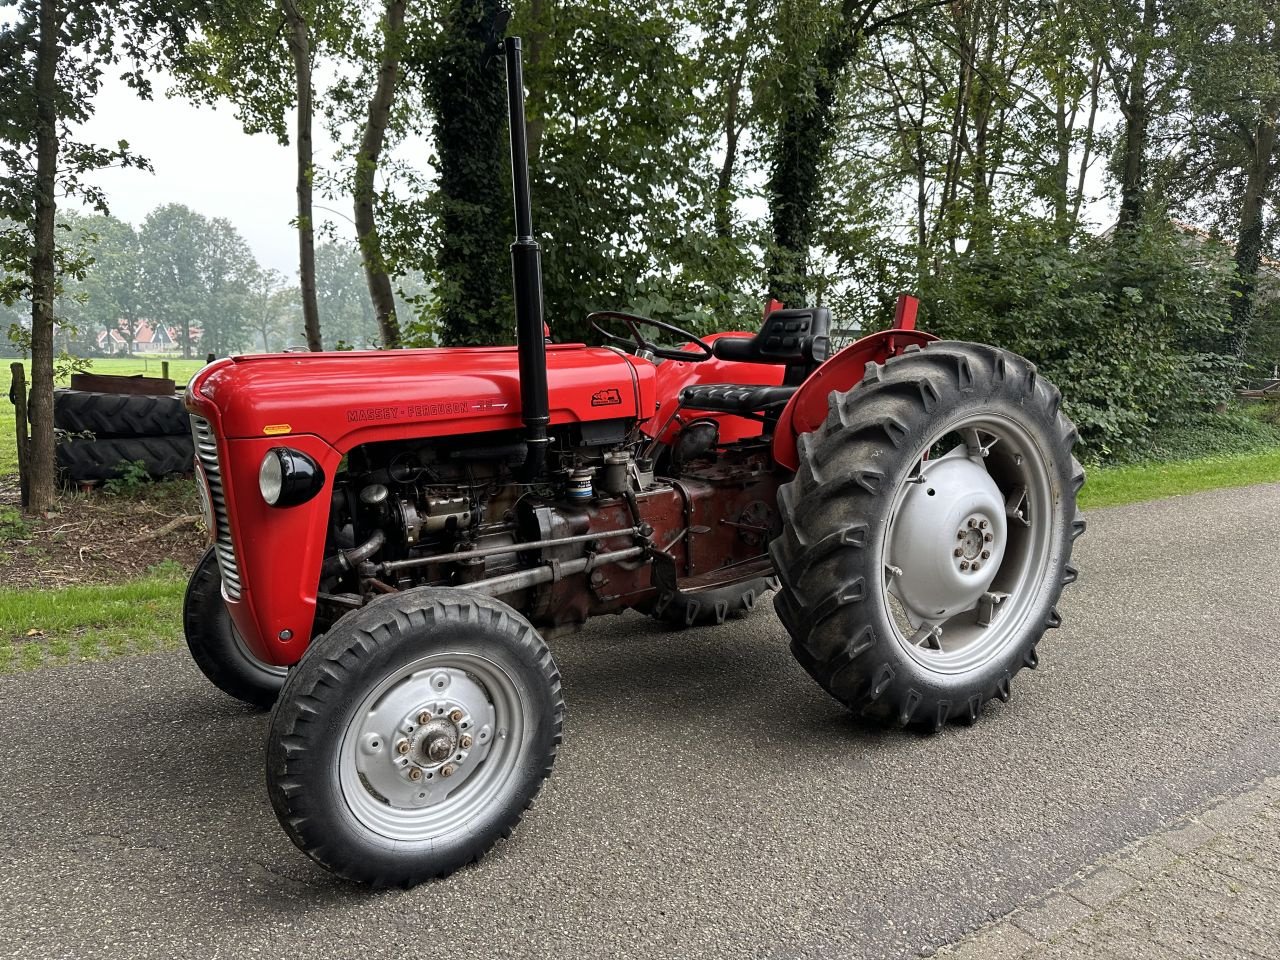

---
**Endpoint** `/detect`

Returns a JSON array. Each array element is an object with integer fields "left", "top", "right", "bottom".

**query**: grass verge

[
  {"left": 1080, "top": 449, "right": 1280, "bottom": 509},
  {"left": 0, "top": 562, "right": 187, "bottom": 674}
]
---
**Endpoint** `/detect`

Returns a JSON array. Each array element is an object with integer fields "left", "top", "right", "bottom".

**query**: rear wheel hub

[{"left": 889, "top": 455, "right": 1007, "bottom": 623}]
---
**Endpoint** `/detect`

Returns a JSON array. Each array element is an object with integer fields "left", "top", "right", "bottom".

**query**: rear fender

[{"left": 771, "top": 328, "right": 938, "bottom": 472}]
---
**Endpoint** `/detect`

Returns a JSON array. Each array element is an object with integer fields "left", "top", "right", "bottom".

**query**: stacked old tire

[{"left": 55, "top": 372, "right": 193, "bottom": 484}]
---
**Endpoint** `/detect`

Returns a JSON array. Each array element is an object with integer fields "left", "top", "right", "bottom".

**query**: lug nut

[
  {"left": 408, "top": 767, "right": 423, "bottom": 782},
  {"left": 954, "top": 547, "right": 964, "bottom": 557},
  {"left": 981, "top": 549, "right": 990, "bottom": 559},
  {"left": 441, "top": 764, "right": 456, "bottom": 778},
  {"left": 460, "top": 735, "right": 473, "bottom": 749},
  {"left": 984, "top": 532, "right": 994, "bottom": 542},
  {"left": 959, "top": 560, "right": 970, "bottom": 571},
  {"left": 971, "top": 561, "right": 982, "bottom": 571},
  {"left": 396, "top": 739, "right": 411, "bottom": 756},
  {"left": 967, "top": 518, "right": 977, "bottom": 528},
  {"left": 957, "top": 530, "right": 966, "bottom": 540},
  {"left": 417, "top": 711, "right": 431, "bottom": 725},
  {"left": 448, "top": 709, "right": 464, "bottom": 723},
  {"left": 978, "top": 519, "right": 988, "bottom": 530}
]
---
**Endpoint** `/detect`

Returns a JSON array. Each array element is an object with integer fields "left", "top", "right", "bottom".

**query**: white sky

[{"left": 78, "top": 72, "right": 365, "bottom": 276}]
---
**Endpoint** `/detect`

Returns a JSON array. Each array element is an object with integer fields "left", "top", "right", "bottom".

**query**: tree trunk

[
  {"left": 354, "top": 0, "right": 405, "bottom": 349},
  {"left": 1116, "top": 0, "right": 1155, "bottom": 235},
  {"left": 1230, "top": 102, "right": 1279, "bottom": 364},
  {"left": 27, "top": 0, "right": 60, "bottom": 515},
  {"left": 280, "top": 0, "right": 323, "bottom": 352},
  {"left": 714, "top": 0, "right": 758, "bottom": 240}
]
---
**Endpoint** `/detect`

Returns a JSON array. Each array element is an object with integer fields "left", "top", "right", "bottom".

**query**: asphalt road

[{"left": 3, "top": 483, "right": 1280, "bottom": 960}]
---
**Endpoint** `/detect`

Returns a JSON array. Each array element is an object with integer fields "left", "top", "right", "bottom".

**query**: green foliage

[
  {"left": 922, "top": 222, "right": 1237, "bottom": 459},
  {"left": 418, "top": 0, "right": 513, "bottom": 345},
  {"left": 102, "top": 459, "right": 152, "bottom": 496}
]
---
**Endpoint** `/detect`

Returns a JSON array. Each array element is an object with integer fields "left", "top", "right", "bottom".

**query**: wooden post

[
  {"left": 9, "top": 362, "right": 29, "bottom": 509},
  {"left": 161, "top": 360, "right": 170, "bottom": 381}
]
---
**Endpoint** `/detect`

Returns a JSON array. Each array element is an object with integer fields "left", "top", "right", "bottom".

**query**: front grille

[{"left": 190, "top": 415, "right": 243, "bottom": 600}]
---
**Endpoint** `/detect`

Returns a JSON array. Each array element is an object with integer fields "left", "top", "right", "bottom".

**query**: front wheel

[
  {"left": 266, "top": 588, "right": 564, "bottom": 887},
  {"left": 183, "top": 547, "right": 287, "bottom": 709},
  {"left": 771, "top": 341, "right": 1084, "bottom": 730}
]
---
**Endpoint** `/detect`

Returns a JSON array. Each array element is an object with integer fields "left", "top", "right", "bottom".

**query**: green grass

[
  {"left": 0, "top": 563, "right": 187, "bottom": 674},
  {"left": 1, "top": 355, "right": 205, "bottom": 476},
  {"left": 1080, "top": 449, "right": 1280, "bottom": 509}
]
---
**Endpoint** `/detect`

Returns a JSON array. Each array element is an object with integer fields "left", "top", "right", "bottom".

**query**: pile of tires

[{"left": 55, "top": 374, "right": 193, "bottom": 484}]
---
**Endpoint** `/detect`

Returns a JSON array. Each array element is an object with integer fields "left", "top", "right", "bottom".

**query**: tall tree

[
  {"left": 352, "top": 0, "right": 407, "bottom": 348},
  {"left": 0, "top": 0, "right": 192, "bottom": 513},
  {"left": 173, "top": 0, "right": 348, "bottom": 352},
  {"left": 419, "top": 0, "right": 512, "bottom": 345}
]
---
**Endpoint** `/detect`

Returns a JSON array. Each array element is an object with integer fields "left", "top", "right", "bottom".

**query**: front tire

[
  {"left": 771, "top": 341, "right": 1084, "bottom": 730},
  {"left": 266, "top": 588, "right": 563, "bottom": 887},
  {"left": 183, "top": 547, "right": 287, "bottom": 709}
]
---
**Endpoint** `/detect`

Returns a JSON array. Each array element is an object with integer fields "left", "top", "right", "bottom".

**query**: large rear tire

[
  {"left": 183, "top": 547, "right": 287, "bottom": 708},
  {"left": 266, "top": 588, "right": 563, "bottom": 887},
  {"left": 770, "top": 341, "right": 1084, "bottom": 730}
]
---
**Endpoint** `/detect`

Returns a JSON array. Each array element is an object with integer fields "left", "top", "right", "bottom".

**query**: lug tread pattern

[
  {"left": 265, "top": 588, "right": 564, "bottom": 888},
  {"left": 56, "top": 435, "right": 194, "bottom": 482},
  {"left": 770, "top": 341, "right": 1083, "bottom": 731},
  {"left": 53, "top": 388, "right": 189, "bottom": 437}
]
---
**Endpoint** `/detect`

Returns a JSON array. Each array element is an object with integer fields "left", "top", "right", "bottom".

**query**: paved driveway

[{"left": 2, "top": 483, "right": 1279, "bottom": 959}]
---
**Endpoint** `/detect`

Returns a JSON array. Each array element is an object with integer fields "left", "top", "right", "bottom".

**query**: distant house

[{"left": 96, "top": 321, "right": 196, "bottom": 355}]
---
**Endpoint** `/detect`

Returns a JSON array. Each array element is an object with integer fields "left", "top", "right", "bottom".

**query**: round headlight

[
  {"left": 259, "top": 447, "right": 324, "bottom": 507},
  {"left": 259, "top": 451, "right": 284, "bottom": 505}
]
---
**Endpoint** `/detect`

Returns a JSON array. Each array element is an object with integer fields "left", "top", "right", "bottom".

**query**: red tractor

[{"left": 182, "top": 37, "right": 1083, "bottom": 887}]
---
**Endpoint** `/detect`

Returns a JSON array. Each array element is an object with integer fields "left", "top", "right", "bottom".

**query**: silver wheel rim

[
  {"left": 881, "top": 413, "right": 1055, "bottom": 675},
  {"left": 230, "top": 623, "right": 288, "bottom": 677},
  {"left": 338, "top": 653, "right": 524, "bottom": 842}
]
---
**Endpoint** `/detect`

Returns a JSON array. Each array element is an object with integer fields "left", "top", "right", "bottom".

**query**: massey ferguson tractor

[{"left": 182, "top": 36, "right": 1084, "bottom": 887}]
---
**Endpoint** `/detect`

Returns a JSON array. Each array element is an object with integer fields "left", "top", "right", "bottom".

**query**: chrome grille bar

[{"left": 190, "top": 415, "right": 243, "bottom": 600}]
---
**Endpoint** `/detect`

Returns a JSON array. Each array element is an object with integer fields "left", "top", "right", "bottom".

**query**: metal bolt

[
  {"left": 417, "top": 711, "right": 431, "bottom": 725},
  {"left": 448, "top": 709, "right": 464, "bottom": 724},
  {"left": 967, "top": 518, "right": 977, "bottom": 528},
  {"left": 953, "top": 547, "right": 964, "bottom": 557},
  {"left": 408, "top": 767, "right": 423, "bottom": 782},
  {"left": 984, "top": 532, "right": 994, "bottom": 542},
  {"left": 959, "top": 560, "right": 970, "bottom": 571},
  {"left": 978, "top": 519, "right": 988, "bottom": 530},
  {"left": 440, "top": 764, "right": 456, "bottom": 778},
  {"left": 980, "top": 549, "right": 990, "bottom": 559},
  {"left": 396, "top": 739, "right": 411, "bottom": 756},
  {"left": 460, "top": 735, "right": 473, "bottom": 749},
  {"left": 957, "top": 530, "right": 967, "bottom": 540},
  {"left": 971, "top": 561, "right": 982, "bottom": 572}
]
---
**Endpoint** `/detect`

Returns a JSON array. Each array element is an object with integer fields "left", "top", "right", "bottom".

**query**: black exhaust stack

[{"left": 503, "top": 35, "right": 550, "bottom": 480}]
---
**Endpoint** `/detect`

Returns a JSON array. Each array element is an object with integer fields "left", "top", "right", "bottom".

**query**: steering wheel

[{"left": 588, "top": 311, "right": 713, "bottom": 362}]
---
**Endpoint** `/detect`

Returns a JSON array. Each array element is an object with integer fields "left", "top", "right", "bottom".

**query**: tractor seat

[
  {"left": 678, "top": 383, "right": 798, "bottom": 414},
  {"left": 676, "top": 306, "right": 831, "bottom": 415}
]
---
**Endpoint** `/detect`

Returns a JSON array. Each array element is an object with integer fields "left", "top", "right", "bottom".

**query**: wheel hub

[
  {"left": 889, "top": 454, "right": 1008, "bottom": 622},
  {"left": 352, "top": 668, "right": 496, "bottom": 812}
]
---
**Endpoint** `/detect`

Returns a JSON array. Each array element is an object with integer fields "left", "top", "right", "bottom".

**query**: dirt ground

[{"left": 0, "top": 475, "right": 207, "bottom": 590}]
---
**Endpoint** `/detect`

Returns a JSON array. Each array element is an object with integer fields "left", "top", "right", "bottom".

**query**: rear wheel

[
  {"left": 183, "top": 547, "right": 286, "bottom": 708},
  {"left": 771, "top": 341, "right": 1084, "bottom": 729},
  {"left": 266, "top": 588, "right": 563, "bottom": 887}
]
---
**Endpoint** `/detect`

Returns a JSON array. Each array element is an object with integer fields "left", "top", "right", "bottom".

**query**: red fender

[{"left": 771, "top": 327, "right": 938, "bottom": 471}]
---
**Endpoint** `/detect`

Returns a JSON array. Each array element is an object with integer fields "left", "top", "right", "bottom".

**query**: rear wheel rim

[
  {"left": 881, "top": 413, "right": 1055, "bottom": 675},
  {"left": 338, "top": 653, "right": 524, "bottom": 842}
]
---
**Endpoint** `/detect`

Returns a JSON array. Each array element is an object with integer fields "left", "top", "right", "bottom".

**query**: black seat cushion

[{"left": 679, "top": 383, "right": 798, "bottom": 414}]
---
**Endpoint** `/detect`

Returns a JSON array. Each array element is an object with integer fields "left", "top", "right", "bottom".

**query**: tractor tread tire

[
  {"left": 649, "top": 575, "right": 779, "bottom": 628},
  {"left": 183, "top": 547, "right": 287, "bottom": 709},
  {"left": 266, "top": 588, "right": 563, "bottom": 888},
  {"left": 53, "top": 388, "right": 189, "bottom": 438},
  {"left": 56, "top": 435, "right": 194, "bottom": 482},
  {"left": 770, "top": 340, "right": 1083, "bottom": 730}
]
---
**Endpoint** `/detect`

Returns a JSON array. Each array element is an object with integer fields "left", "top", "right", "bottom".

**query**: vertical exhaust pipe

[{"left": 503, "top": 36, "right": 550, "bottom": 480}]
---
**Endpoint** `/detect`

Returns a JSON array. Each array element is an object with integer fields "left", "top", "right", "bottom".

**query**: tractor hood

[{"left": 186, "top": 344, "right": 656, "bottom": 451}]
